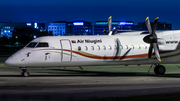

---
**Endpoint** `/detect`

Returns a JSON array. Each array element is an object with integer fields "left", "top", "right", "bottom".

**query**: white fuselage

[{"left": 4, "top": 30, "right": 180, "bottom": 67}]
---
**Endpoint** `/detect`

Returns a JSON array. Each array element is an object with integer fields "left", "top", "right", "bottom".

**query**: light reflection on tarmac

[{"left": 1, "top": 59, "right": 180, "bottom": 101}]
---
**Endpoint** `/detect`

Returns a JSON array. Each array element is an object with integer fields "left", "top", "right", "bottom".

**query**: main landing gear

[
  {"left": 20, "top": 67, "right": 30, "bottom": 77},
  {"left": 148, "top": 64, "right": 166, "bottom": 75},
  {"left": 154, "top": 65, "right": 166, "bottom": 75}
]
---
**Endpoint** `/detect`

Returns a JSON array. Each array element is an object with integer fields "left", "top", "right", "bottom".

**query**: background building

[
  {"left": 48, "top": 21, "right": 67, "bottom": 36},
  {"left": 94, "top": 21, "right": 134, "bottom": 35},
  {"left": 0, "top": 22, "right": 46, "bottom": 47},
  {"left": 66, "top": 21, "right": 92, "bottom": 36},
  {"left": 1, "top": 26, "right": 14, "bottom": 39},
  {"left": 94, "top": 21, "right": 172, "bottom": 35},
  {"left": 0, "top": 22, "right": 45, "bottom": 38},
  {"left": 48, "top": 21, "right": 92, "bottom": 36},
  {"left": 133, "top": 22, "right": 172, "bottom": 30}
]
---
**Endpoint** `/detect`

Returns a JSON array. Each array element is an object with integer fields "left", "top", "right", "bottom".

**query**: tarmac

[{"left": 1, "top": 57, "right": 180, "bottom": 101}]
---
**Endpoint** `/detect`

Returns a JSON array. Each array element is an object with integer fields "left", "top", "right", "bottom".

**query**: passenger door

[{"left": 60, "top": 39, "right": 72, "bottom": 62}]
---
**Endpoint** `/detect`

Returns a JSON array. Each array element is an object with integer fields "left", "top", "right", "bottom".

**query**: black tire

[
  {"left": 22, "top": 71, "right": 30, "bottom": 77},
  {"left": 154, "top": 65, "right": 166, "bottom": 75}
]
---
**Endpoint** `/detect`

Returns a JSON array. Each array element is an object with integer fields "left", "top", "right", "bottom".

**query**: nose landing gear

[{"left": 20, "top": 67, "right": 30, "bottom": 77}]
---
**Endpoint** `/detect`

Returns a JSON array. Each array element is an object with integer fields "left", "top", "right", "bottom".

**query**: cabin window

[
  {"left": 103, "top": 45, "right": 106, "bottom": 50},
  {"left": 36, "top": 42, "right": 49, "bottom": 47},
  {"left": 85, "top": 46, "right": 88, "bottom": 50},
  {"left": 78, "top": 46, "right": 81, "bottom": 51},
  {"left": 91, "top": 46, "right": 94, "bottom": 50},
  {"left": 145, "top": 46, "right": 147, "bottom": 49},
  {"left": 125, "top": 45, "right": 128, "bottom": 49},
  {"left": 26, "top": 42, "right": 38, "bottom": 47},
  {"left": 120, "top": 45, "right": 123, "bottom": 49},
  {"left": 97, "top": 46, "right": 100, "bottom": 50},
  {"left": 109, "top": 45, "right": 112, "bottom": 50},
  {"left": 132, "top": 45, "right": 134, "bottom": 49}
]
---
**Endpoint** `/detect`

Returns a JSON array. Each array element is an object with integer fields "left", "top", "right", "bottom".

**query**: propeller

[
  {"left": 108, "top": 16, "right": 112, "bottom": 33},
  {"left": 143, "top": 17, "right": 161, "bottom": 61},
  {"left": 112, "top": 26, "right": 120, "bottom": 35},
  {"left": 103, "top": 16, "right": 120, "bottom": 35},
  {"left": 103, "top": 30, "right": 108, "bottom": 35}
]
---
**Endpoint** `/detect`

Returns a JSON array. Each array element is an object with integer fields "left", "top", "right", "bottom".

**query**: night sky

[{"left": 1, "top": 0, "right": 180, "bottom": 29}]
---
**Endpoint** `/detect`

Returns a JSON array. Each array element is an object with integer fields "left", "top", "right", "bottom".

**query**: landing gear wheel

[
  {"left": 21, "top": 71, "right": 30, "bottom": 77},
  {"left": 154, "top": 65, "right": 166, "bottom": 75},
  {"left": 20, "top": 67, "right": 30, "bottom": 77}
]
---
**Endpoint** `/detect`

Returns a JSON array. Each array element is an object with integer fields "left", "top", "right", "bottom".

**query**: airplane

[{"left": 4, "top": 16, "right": 180, "bottom": 77}]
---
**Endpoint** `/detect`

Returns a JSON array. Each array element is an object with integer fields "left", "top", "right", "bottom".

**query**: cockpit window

[
  {"left": 36, "top": 42, "right": 49, "bottom": 47},
  {"left": 26, "top": 42, "right": 38, "bottom": 47}
]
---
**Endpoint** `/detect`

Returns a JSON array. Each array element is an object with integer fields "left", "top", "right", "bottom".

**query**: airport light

[
  {"left": 73, "top": 22, "right": 84, "bottom": 26},
  {"left": 119, "top": 22, "right": 133, "bottom": 25},
  {"left": 34, "top": 23, "right": 37, "bottom": 28},
  {"left": 96, "top": 22, "right": 118, "bottom": 25},
  {"left": 27, "top": 23, "right": 32, "bottom": 26},
  {"left": 33, "top": 35, "right": 37, "bottom": 39}
]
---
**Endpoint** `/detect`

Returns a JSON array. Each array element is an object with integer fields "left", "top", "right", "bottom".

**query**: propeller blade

[
  {"left": 144, "top": 17, "right": 161, "bottom": 61},
  {"left": 148, "top": 43, "right": 153, "bottom": 59},
  {"left": 145, "top": 17, "right": 152, "bottom": 34},
  {"left": 103, "top": 30, "right": 108, "bottom": 35},
  {"left": 153, "top": 43, "right": 161, "bottom": 61},
  {"left": 112, "top": 26, "right": 120, "bottom": 35},
  {"left": 108, "top": 16, "right": 112, "bottom": 32},
  {"left": 152, "top": 17, "right": 159, "bottom": 34}
]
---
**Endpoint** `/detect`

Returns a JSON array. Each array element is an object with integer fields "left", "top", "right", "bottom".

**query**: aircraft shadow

[
  {"left": 1, "top": 69, "right": 180, "bottom": 78},
  {"left": 30, "top": 69, "right": 180, "bottom": 78}
]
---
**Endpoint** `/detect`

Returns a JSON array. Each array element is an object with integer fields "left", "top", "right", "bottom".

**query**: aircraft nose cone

[
  {"left": 4, "top": 57, "right": 14, "bottom": 66},
  {"left": 4, "top": 49, "right": 23, "bottom": 67}
]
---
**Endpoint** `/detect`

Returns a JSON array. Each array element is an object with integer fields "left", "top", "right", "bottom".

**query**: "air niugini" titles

[{"left": 77, "top": 39, "right": 102, "bottom": 44}]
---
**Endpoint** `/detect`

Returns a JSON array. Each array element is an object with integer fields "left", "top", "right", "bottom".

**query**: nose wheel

[{"left": 20, "top": 67, "right": 30, "bottom": 77}]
